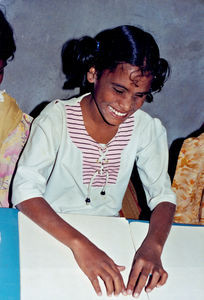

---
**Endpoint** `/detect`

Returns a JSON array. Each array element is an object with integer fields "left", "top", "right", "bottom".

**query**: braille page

[
  {"left": 129, "top": 221, "right": 204, "bottom": 300},
  {"left": 19, "top": 213, "right": 138, "bottom": 300}
]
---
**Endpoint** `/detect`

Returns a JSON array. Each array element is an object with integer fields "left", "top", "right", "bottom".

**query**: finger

[
  {"left": 145, "top": 272, "right": 160, "bottom": 293},
  {"left": 103, "top": 263, "right": 126, "bottom": 296},
  {"left": 113, "top": 271, "right": 125, "bottom": 296},
  {"left": 126, "top": 264, "right": 142, "bottom": 295},
  {"left": 90, "top": 275, "right": 102, "bottom": 296},
  {"left": 146, "top": 269, "right": 168, "bottom": 292},
  {"left": 113, "top": 269, "right": 126, "bottom": 296},
  {"left": 99, "top": 269, "right": 114, "bottom": 296},
  {"left": 157, "top": 270, "right": 168, "bottom": 287},
  {"left": 133, "top": 270, "right": 150, "bottom": 297},
  {"left": 107, "top": 260, "right": 125, "bottom": 273},
  {"left": 116, "top": 264, "right": 126, "bottom": 271}
]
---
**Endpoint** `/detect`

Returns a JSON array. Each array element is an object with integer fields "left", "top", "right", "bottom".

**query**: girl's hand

[
  {"left": 126, "top": 202, "right": 175, "bottom": 297},
  {"left": 126, "top": 244, "right": 168, "bottom": 298},
  {"left": 16, "top": 198, "right": 126, "bottom": 296},
  {"left": 72, "top": 235, "right": 126, "bottom": 297}
]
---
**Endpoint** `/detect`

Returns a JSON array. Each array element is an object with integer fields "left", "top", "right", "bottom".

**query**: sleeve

[
  {"left": 135, "top": 117, "right": 176, "bottom": 211},
  {"left": 12, "top": 101, "right": 64, "bottom": 207}
]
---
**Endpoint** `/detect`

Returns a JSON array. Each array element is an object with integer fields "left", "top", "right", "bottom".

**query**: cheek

[
  {"left": 95, "top": 89, "right": 112, "bottom": 104},
  {"left": 138, "top": 99, "right": 146, "bottom": 108},
  {"left": 132, "top": 98, "right": 145, "bottom": 111}
]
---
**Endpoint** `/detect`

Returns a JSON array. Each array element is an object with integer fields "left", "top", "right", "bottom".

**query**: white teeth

[{"left": 109, "top": 106, "right": 126, "bottom": 117}]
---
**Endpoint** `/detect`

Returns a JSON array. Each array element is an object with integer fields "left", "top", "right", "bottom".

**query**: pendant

[{"left": 85, "top": 198, "right": 91, "bottom": 205}]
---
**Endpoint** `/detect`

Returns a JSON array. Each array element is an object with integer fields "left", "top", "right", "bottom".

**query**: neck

[{"left": 80, "top": 94, "right": 119, "bottom": 144}]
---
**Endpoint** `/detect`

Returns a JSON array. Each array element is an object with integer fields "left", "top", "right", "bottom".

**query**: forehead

[{"left": 102, "top": 63, "right": 153, "bottom": 88}]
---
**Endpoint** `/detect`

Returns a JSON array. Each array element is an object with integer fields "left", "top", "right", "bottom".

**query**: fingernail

[
  {"left": 127, "top": 289, "right": 132, "bottom": 295},
  {"left": 133, "top": 293, "right": 139, "bottom": 298},
  {"left": 97, "top": 292, "right": 102, "bottom": 296},
  {"left": 122, "top": 290, "right": 127, "bottom": 296},
  {"left": 146, "top": 288, "right": 152, "bottom": 293},
  {"left": 157, "top": 284, "right": 161, "bottom": 288}
]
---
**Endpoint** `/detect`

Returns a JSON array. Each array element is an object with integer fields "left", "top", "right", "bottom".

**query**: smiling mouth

[{"left": 108, "top": 105, "right": 127, "bottom": 117}]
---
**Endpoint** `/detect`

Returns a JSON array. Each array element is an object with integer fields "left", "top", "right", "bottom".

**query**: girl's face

[{"left": 88, "top": 63, "right": 153, "bottom": 127}]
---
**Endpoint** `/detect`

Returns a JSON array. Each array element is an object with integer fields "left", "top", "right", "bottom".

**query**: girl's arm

[
  {"left": 17, "top": 197, "right": 126, "bottom": 297},
  {"left": 126, "top": 201, "right": 176, "bottom": 297}
]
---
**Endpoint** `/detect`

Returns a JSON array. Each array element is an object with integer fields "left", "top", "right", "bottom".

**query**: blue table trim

[
  {"left": 0, "top": 208, "right": 20, "bottom": 300},
  {"left": 128, "top": 218, "right": 204, "bottom": 227}
]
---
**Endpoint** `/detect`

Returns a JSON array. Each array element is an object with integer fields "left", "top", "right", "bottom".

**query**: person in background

[
  {"left": 172, "top": 127, "right": 204, "bottom": 225},
  {"left": 0, "top": 9, "right": 33, "bottom": 207},
  {"left": 12, "top": 25, "right": 176, "bottom": 297}
]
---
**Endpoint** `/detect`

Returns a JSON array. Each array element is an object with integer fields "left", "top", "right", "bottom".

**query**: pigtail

[
  {"left": 145, "top": 58, "right": 170, "bottom": 103},
  {"left": 151, "top": 58, "right": 171, "bottom": 94},
  {"left": 61, "top": 36, "right": 97, "bottom": 90}
]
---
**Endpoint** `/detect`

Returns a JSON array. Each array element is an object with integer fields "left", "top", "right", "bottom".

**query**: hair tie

[{"left": 96, "top": 41, "right": 100, "bottom": 51}]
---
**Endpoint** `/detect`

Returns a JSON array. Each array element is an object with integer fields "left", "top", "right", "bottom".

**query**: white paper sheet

[
  {"left": 129, "top": 222, "right": 204, "bottom": 300},
  {"left": 19, "top": 213, "right": 204, "bottom": 300},
  {"left": 19, "top": 213, "right": 137, "bottom": 300}
]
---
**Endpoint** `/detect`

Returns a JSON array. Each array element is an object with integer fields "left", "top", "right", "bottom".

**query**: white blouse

[{"left": 12, "top": 94, "right": 176, "bottom": 216}]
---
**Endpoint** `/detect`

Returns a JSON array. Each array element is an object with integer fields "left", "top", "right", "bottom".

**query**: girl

[
  {"left": 0, "top": 9, "right": 32, "bottom": 207},
  {"left": 12, "top": 25, "right": 176, "bottom": 297}
]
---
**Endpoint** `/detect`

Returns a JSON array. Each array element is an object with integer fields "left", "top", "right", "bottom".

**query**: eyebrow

[
  {"left": 112, "top": 83, "right": 128, "bottom": 91},
  {"left": 111, "top": 82, "right": 150, "bottom": 95}
]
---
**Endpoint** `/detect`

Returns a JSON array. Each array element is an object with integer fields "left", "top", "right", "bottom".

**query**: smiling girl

[{"left": 12, "top": 25, "right": 176, "bottom": 298}]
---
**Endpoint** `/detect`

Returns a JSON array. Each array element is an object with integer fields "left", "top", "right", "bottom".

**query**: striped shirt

[{"left": 66, "top": 102, "right": 134, "bottom": 188}]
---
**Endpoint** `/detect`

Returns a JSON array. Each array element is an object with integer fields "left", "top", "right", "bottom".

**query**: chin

[{"left": 106, "top": 117, "right": 127, "bottom": 126}]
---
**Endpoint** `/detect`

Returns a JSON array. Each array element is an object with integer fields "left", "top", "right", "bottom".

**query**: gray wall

[{"left": 1, "top": 0, "right": 203, "bottom": 146}]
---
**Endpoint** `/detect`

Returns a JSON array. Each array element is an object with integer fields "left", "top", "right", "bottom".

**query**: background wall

[{"left": 0, "top": 0, "right": 203, "bottom": 147}]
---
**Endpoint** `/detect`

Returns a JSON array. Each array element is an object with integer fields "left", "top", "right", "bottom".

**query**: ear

[{"left": 87, "top": 67, "right": 97, "bottom": 84}]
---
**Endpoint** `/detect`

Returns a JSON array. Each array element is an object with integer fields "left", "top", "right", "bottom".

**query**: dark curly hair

[
  {"left": 61, "top": 25, "right": 170, "bottom": 102},
  {"left": 0, "top": 9, "right": 16, "bottom": 62}
]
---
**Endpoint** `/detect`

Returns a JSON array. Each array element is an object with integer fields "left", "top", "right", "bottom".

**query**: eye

[
  {"left": 113, "top": 87, "right": 124, "bottom": 94},
  {"left": 135, "top": 93, "right": 145, "bottom": 98},
  {"left": 133, "top": 94, "right": 144, "bottom": 101}
]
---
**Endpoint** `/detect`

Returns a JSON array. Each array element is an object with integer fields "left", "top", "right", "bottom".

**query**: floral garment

[
  {"left": 172, "top": 133, "right": 204, "bottom": 224},
  {"left": 0, "top": 91, "right": 33, "bottom": 207}
]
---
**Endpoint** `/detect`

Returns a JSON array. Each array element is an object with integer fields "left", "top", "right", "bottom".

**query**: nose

[{"left": 118, "top": 95, "right": 133, "bottom": 112}]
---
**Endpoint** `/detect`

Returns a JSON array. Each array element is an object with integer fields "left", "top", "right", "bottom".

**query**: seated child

[
  {"left": 12, "top": 25, "right": 176, "bottom": 297},
  {"left": 0, "top": 9, "right": 33, "bottom": 207}
]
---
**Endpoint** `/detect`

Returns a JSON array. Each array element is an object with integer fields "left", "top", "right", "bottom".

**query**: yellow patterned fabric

[
  {"left": 0, "top": 91, "right": 33, "bottom": 207},
  {"left": 0, "top": 91, "right": 23, "bottom": 149},
  {"left": 172, "top": 133, "right": 204, "bottom": 224}
]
